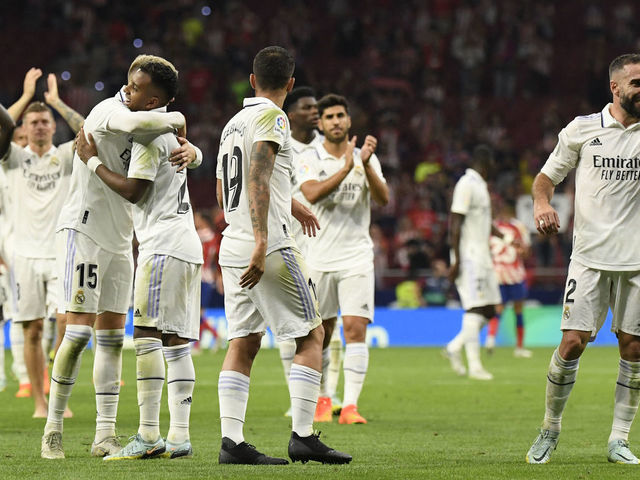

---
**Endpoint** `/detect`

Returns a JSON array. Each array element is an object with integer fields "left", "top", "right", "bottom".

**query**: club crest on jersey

[
  {"left": 50, "top": 156, "right": 60, "bottom": 166},
  {"left": 75, "top": 290, "right": 86, "bottom": 305},
  {"left": 563, "top": 305, "right": 570, "bottom": 321}
]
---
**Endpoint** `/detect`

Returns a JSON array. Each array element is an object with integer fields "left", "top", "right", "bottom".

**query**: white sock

[
  {"left": 610, "top": 358, "right": 640, "bottom": 442},
  {"left": 164, "top": 344, "right": 195, "bottom": 444},
  {"left": 279, "top": 339, "right": 296, "bottom": 386},
  {"left": 327, "top": 333, "right": 343, "bottom": 399},
  {"left": 44, "top": 324, "right": 92, "bottom": 435},
  {"left": 542, "top": 348, "right": 579, "bottom": 432},
  {"left": 93, "top": 328, "right": 124, "bottom": 443},
  {"left": 289, "top": 363, "right": 321, "bottom": 437},
  {"left": 462, "top": 313, "right": 485, "bottom": 372},
  {"left": 135, "top": 337, "right": 164, "bottom": 443},
  {"left": 343, "top": 342, "right": 369, "bottom": 407},
  {"left": 10, "top": 320, "right": 29, "bottom": 384},
  {"left": 447, "top": 327, "right": 465, "bottom": 354},
  {"left": 218, "top": 370, "right": 249, "bottom": 444},
  {"left": 319, "top": 347, "right": 331, "bottom": 397}
]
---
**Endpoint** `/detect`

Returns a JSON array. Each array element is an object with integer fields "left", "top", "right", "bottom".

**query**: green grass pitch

[{"left": 0, "top": 346, "right": 635, "bottom": 479}]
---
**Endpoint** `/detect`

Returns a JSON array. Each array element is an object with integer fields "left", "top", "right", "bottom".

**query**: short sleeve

[
  {"left": 366, "top": 153, "right": 386, "bottom": 183},
  {"left": 450, "top": 178, "right": 472, "bottom": 215},
  {"left": 128, "top": 138, "right": 160, "bottom": 181},
  {"left": 253, "top": 108, "right": 288, "bottom": 151},
  {"left": 540, "top": 121, "right": 581, "bottom": 186}
]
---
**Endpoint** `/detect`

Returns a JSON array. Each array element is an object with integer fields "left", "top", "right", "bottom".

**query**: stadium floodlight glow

[
  {"left": 61, "top": 71, "right": 71, "bottom": 81},
  {"left": 94, "top": 81, "right": 105, "bottom": 92},
  {"left": 133, "top": 38, "right": 143, "bottom": 48},
  {"left": 201, "top": 6, "right": 211, "bottom": 16}
]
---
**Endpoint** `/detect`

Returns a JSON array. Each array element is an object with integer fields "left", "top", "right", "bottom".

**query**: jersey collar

[
  {"left": 602, "top": 103, "right": 640, "bottom": 130},
  {"left": 24, "top": 144, "right": 56, "bottom": 158},
  {"left": 243, "top": 96, "right": 279, "bottom": 109}
]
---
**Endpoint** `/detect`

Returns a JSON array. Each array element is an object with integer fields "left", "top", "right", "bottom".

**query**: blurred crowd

[{"left": 1, "top": 0, "right": 637, "bottom": 304}]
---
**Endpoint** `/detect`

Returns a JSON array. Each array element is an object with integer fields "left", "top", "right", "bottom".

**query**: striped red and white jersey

[{"left": 490, "top": 218, "right": 530, "bottom": 285}]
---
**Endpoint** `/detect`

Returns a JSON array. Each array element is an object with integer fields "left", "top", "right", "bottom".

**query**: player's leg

[
  {"left": 277, "top": 337, "right": 296, "bottom": 416},
  {"left": 90, "top": 245, "right": 133, "bottom": 457},
  {"left": 217, "top": 264, "right": 287, "bottom": 465},
  {"left": 265, "top": 248, "right": 350, "bottom": 464},
  {"left": 485, "top": 298, "right": 504, "bottom": 354},
  {"left": 334, "top": 266, "right": 373, "bottom": 425},
  {"left": 10, "top": 319, "right": 30, "bottom": 396},
  {"left": 527, "top": 261, "right": 603, "bottom": 464},
  {"left": 314, "top": 317, "right": 336, "bottom": 422},
  {"left": 328, "top": 322, "right": 344, "bottom": 414},
  {"left": 23, "top": 319, "right": 47, "bottom": 417},
  {"left": 513, "top": 297, "right": 532, "bottom": 357}
]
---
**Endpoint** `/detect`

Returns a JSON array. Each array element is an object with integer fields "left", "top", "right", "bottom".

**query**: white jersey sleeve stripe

[{"left": 281, "top": 248, "right": 314, "bottom": 321}]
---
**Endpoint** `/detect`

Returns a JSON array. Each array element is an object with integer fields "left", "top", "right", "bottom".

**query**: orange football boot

[
  {"left": 314, "top": 396, "right": 332, "bottom": 422},
  {"left": 338, "top": 404, "right": 367, "bottom": 424}
]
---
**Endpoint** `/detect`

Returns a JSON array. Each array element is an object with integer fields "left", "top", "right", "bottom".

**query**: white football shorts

[
  {"left": 11, "top": 254, "right": 57, "bottom": 322},
  {"left": 310, "top": 263, "right": 375, "bottom": 322},
  {"left": 454, "top": 258, "right": 501, "bottom": 310},
  {"left": 133, "top": 254, "right": 201, "bottom": 340},
  {"left": 56, "top": 229, "right": 133, "bottom": 315},
  {"left": 560, "top": 259, "right": 640, "bottom": 338},
  {"left": 222, "top": 246, "right": 321, "bottom": 342}
]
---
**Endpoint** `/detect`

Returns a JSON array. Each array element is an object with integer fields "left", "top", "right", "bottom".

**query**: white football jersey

[
  {"left": 129, "top": 133, "right": 203, "bottom": 264},
  {"left": 290, "top": 131, "right": 323, "bottom": 254},
  {"left": 296, "top": 143, "right": 386, "bottom": 271},
  {"left": 57, "top": 93, "right": 184, "bottom": 254},
  {"left": 450, "top": 168, "right": 493, "bottom": 268},
  {"left": 1, "top": 140, "right": 73, "bottom": 258},
  {"left": 541, "top": 103, "right": 640, "bottom": 270},
  {"left": 216, "top": 97, "right": 296, "bottom": 267}
]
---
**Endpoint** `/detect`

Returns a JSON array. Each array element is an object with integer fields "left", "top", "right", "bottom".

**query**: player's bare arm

[
  {"left": 239, "top": 140, "right": 277, "bottom": 290},
  {"left": 448, "top": 212, "right": 464, "bottom": 283},
  {"left": 299, "top": 136, "right": 356, "bottom": 204},
  {"left": 291, "top": 198, "right": 320, "bottom": 237},
  {"left": 44, "top": 73, "right": 85, "bottom": 134},
  {"left": 76, "top": 127, "right": 150, "bottom": 203},
  {"left": 216, "top": 178, "right": 223, "bottom": 209},
  {"left": 0, "top": 103, "right": 17, "bottom": 158},
  {"left": 7, "top": 68, "right": 42, "bottom": 121},
  {"left": 532, "top": 172, "right": 560, "bottom": 235},
  {"left": 360, "top": 135, "right": 389, "bottom": 206},
  {"left": 169, "top": 136, "right": 202, "bottom": 172}
]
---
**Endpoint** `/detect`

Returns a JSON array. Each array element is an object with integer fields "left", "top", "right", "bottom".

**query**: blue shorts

[{"left": 499, "top": 282, "right": 527, "bottom": 303}]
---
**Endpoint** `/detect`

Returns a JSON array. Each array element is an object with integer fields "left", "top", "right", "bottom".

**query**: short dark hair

[
  {"left": 253, "top": 46, "right": 295, "bottom": 91},
  {"left": 137, "top": 57, "right": 179, "bottom": 104},
  {"left": 283, "top": 86, "right": 316, "bottom": 113},
  {"left": 472, "top": 144, "right": 494, "bottom": 165},
  {"left": 609, "top": 54, "right": 640, "bottom": 80},
  {"left": 23, "top": 101, "right": 53, "bottom": 119},
  {"left": 317, "top": 93, "right": 349, "bottom": 117}
]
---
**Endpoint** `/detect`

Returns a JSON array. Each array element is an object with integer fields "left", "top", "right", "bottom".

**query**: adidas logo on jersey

[
  {"left": 181, "top": 396, "right": 192, "bottom": 405},
  {"left": 589, "top": 137, "right": 602, "bottom": 146},
  {"left": 134, "top": 308, "right": 142, "bottom": 317}
]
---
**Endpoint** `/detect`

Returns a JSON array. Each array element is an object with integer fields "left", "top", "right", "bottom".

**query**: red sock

[
  {"left": 488, "top": 317, "right": 499, "bottom": 337},
  {"left": 516, "top": 325, "right": 524, "bottom": 348}
]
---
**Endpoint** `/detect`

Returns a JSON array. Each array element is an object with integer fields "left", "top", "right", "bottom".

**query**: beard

[
  {"left": 620, "top": 92, "right": 640, "bottom": 119},
  {"left": 324, "top": 129, "right": 348, "bottom": 144}
]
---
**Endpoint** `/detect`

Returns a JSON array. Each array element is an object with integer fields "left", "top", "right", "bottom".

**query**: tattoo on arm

[
  {"left": 50, "top": 99, "right": 84, "bottom": 134},
  {"left": 248, "top": 141, "right": 276, "bottom": 244}
]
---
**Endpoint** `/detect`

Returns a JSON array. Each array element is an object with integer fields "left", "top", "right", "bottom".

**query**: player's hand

[
  {"left": 344, "top": 136, "right": 356, "bottom": 172},
  {"left": 44, "top": 73, "right": 60, "bottom": 105},
  {"left": 291, "top": 198, "right": 320, "bottom": 237},
  {"left": 360, "top": 135, "right": 377, "bottom": 165},
  {"left": 533, "top": 200, "right": 560, "bottom": 235},
  {"left": 448, "top": 261, "right": 460, "bottom": 283},
  {"left": 23, "top": 68, "right": 43, "bottom": 99},
  {"left": 240, "top": 246, "right": 266, "bottom": 289},
  {"left": 170, "top": 137, "right": 197, "bottom": 172},
  {"left": 75, "top": 127, "right": 98, "bottom": 163}
]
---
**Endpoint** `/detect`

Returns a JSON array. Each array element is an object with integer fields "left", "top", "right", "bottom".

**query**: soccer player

[
  {"left": 41, "top": 55, "right": 193, "bottom": 460},
  {"left": 526, "top": 53, "right": 640, "bottom": 465},
  {"left": 443, "top": 145, "right": 504, "bottom": 381},
  {"left": 487, "top": 200, "right": 533, "bottom": 358},
  {"left": 295, "top": 93, "right": 390, "bottom": 424},
  {"left": 216, "top": 45, "right": 351, "bottom": 465},
  {"left": 278, "top": 86, "right": 323, "bottom": 417},
  {"left": 74, "top": 56, "right": 201, "bottom": 460}
]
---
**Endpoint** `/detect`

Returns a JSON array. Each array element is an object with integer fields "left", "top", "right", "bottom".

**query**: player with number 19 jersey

[{"left": 216, "top": 97, "right": 295, "bottom": 267}]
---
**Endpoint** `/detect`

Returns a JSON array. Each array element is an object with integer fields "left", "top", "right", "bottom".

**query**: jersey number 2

[{"left": 222, "top": 146, "right": 243, "bottom": 212}]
